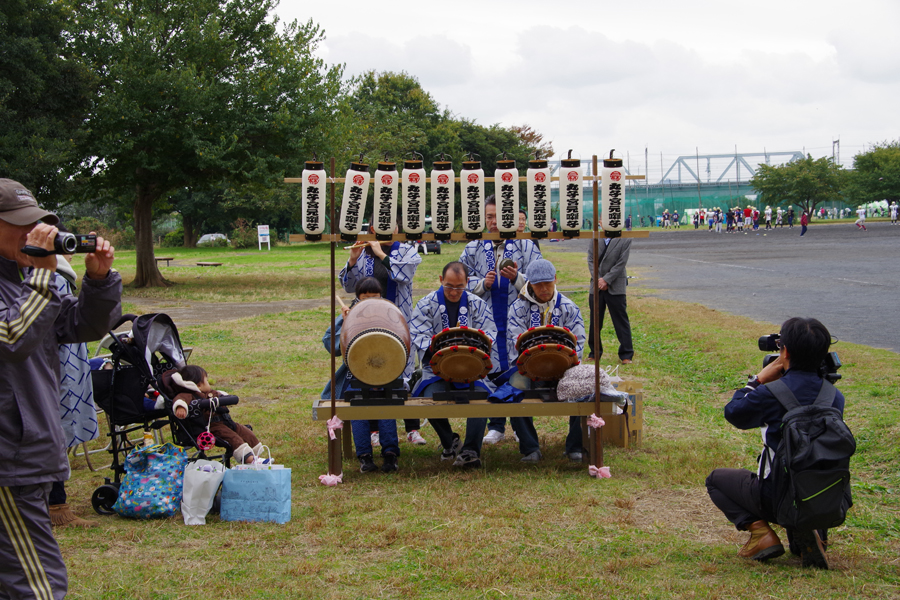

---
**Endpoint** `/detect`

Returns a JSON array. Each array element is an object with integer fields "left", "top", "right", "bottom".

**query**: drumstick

[{"left": 335, "top": 295, "right": 349, "bottom": 310}]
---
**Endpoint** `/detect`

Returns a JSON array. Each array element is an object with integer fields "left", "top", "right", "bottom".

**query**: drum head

[
  {"left": 345, "top": 330, "right": 408, "bottom": 386},
  {"left": 516, "top": 344, "right": 579, "bottom": 381},
  {"left": 430, "top": 345, "right": 492, "bottom": 383},
  {"left": 515, "top": 325, "right": 577, "bottom": 353}
]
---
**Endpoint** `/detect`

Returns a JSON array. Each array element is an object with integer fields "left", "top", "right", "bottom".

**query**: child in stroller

[{"left": 165, "top": 365, "right": 270, "bottom": 465}]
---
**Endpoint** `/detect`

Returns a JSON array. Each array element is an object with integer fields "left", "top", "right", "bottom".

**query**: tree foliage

[
  {"left": 845, "top": 141, "right": 900, "bottom": 205},
  {"left": 0, "top": 0, "right": 93, "bottom": 203},
  {"left": 72, "top": 0, "right": 345, "bottom": 286},
  {"left": 750, "top": 154, "right": 844, "bottom": 217}
]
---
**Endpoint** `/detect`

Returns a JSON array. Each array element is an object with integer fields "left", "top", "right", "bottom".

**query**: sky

[{"left": 277, "top": 0, "right": 899, "bottom": 182}]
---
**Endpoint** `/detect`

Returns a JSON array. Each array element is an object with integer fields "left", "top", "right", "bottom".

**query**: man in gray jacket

[
  {"left": 0, "top": 179, "right": 121, "bottom": 600},
  {"left": 586, "top": 237, "right": 634, "bottom": 363}
]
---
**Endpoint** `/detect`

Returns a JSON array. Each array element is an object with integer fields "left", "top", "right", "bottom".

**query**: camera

[
  {"left": 758, "top": 333, "right": 842, "bottom": 383},
  {"left": 22, "top": 233, "right": 97, "bottom": 257}
]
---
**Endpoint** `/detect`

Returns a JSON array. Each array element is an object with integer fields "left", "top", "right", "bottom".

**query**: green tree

[
  {"left": 73, "top": 0, "right": 345, "bottom": 286},
  {"left": 750, "top": 154, "right": 843, "bottom": 218},
  {"left": 845, "top": 141, "right": 900, "bottom": 205},
  {"left": 0, "top": 0, "right": 93, "bottom": 203}
]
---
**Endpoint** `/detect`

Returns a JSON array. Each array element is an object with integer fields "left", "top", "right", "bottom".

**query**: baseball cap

[
  {"left": 525, "top": 259, "right": 556, "bottom": 284},
  {"left": 0, "top": 179, "right": 59, "bottom": 226}
]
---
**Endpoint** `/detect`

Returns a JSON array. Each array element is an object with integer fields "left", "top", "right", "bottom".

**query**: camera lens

[{"left": 54, "top": 233, "right": 78, "bottom": 254}]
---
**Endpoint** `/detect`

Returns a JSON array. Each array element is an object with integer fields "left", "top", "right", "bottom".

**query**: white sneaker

[
  {"left": 483, "top": 430, "right": 505, "bottom": 445},
  {"left": 370, "top": 431, "right": 380, "bottom": 448},
  {"left": 407, "top": 430, "right": 427, "bottom": 445}
]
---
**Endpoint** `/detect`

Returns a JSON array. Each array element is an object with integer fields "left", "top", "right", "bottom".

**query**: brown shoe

[
  {"left": 49, "top": 504, "right": 99, "bottom": 528},
  {"left": 621, "top": 359, "right": 633, "bottom": 364},
  {"left": 738, "top": 520, "right": 785, "bottom": 561}
]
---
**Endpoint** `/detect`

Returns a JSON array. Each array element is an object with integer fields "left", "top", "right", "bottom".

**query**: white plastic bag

[{"left": 181, "top": 459, "right": 226, "bottom": 525}]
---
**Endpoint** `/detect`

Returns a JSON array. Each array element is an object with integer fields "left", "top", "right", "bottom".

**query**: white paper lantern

[
  {"left": 461, "top": 158, "right": 485, "bottom": 237},
  {"left": 495, "top": 159, "right": 519, "bottom": 237},
  {"left": 559, "top": 156, "right": 583, "bottom": 236},
  {"left": 402, "top": 159, "right": 427, "bottom": 236},
  {"left": 526, "top": 158, "right": 551, "bottom": 235},
  {"left": 430, "top": 159, "right": 455, "bottom": 240},
  {"left": 372, "top": 161, "right": 398, "bottom": 239},
  {"left": 301, "top": 160, "right": 326, "bottom": 240},
  {"left": 601, "top": 151, "right": 624, "bottom": 235},
  {"left": 339, "top": 161, "right": 370, "bottom": 238}
]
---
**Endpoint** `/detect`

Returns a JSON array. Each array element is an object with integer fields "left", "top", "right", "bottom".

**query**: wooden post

[
  {"left": 591, "top": 154, "right": 604, "bottom": 468},
  {"left": 327, "top": 156, "right": 342, "bottom": 477}
]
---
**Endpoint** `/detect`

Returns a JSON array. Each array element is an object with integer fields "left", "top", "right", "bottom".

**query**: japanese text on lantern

[
  {"left": 500, "top": 184, "right": 515, "bottom": 229},
  {"left": 435, "top": 186, "right": 451, "bottom": 229},
  {"left": 565, "top": 183, "right": 579, "bottom": 228},
  {"left": 406, "top": 184, "right": 421, "bottom": 228},
  {"left": 344, "top": 185, "right": 363, "bottom": 230},
  {"left": 608, "top": 171, "right": 622, "bottom": 228},
  {"left": 466, "top": 185, "right": 480, "bottom": 229},
  {"left": 378, "top": 186, "right": 393, "bottom": 228},
  {"left": 305, "top": 181, "right": 319, "bottom": 229},
  {"left": 532, "top": 184, "right": 547, "bottom": 228}
]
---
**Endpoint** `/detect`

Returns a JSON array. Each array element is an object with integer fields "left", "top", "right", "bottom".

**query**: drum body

[
  {"left": 515, "top": 325, "right": 579, "bottom": 381},
  {"left": 429, "top": 326, "right": 493, "bottom": 383},
  {"left": 340, "top": 299, "right": 411, "bottom": 386}
]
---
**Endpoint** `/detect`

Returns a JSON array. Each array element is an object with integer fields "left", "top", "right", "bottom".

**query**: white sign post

[{"left": 257, "top": 224, "right": 270, "bottom": 251}]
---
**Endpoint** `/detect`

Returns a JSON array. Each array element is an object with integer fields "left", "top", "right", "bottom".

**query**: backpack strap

[
  {"left": 766, "top": 379, "right": 801, "bottom": 412},
  {"left": 768, "top": 378, "right": 836, "bottom": 412},
  {"left": 812, "top": 380, "right": 837, "bottom": 408}
]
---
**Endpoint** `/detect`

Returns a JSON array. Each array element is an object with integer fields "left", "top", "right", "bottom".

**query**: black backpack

[{"left": 766, "top": 379, "right": 855, "bottom": 531}]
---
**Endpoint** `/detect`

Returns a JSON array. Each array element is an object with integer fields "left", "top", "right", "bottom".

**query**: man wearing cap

[
  {"left": 459, "top": 196, "right": 542, "bottom": 444},
  {"left": 506, "top": 259, "right": 585, "bottom": 462},
  {"left": 409, "top": 261, "right": 500, "bottom": 468},
  {"left": 587, "top": 232, "right": 634, "bottom": 364},
  {"left": 0, "top": 179, "right": 122, "bottom": 600}
]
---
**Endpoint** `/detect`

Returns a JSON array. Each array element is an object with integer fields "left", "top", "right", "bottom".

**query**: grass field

[{"left": 59, "top": 242, "right": 900, "bottom": 599}]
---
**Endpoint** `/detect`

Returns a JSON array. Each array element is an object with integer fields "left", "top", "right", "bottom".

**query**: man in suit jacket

[{"left": 587, "top": 237, "right": 634, "bottom": 363}]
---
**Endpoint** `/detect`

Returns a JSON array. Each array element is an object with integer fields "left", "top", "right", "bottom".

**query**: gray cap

[
  {"left": 0, "top": 179, "right": 59, "bottom": 226},
  {"left": 525, "top": 258, "right": 556, "bottom": 284}
]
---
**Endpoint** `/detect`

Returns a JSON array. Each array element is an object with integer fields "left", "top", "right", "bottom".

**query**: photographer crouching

[{"left": 706, "top": 317, "right": 854, "bottom": 570}]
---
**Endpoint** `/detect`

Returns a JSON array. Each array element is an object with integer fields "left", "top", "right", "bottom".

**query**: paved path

[{"left": 550, "top": 221, "right": 899, "bottom": 353}]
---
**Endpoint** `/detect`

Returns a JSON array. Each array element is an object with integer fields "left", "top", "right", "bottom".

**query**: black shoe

[
  {"left": 359, "top": 454, "right": 377, "bottom": 473},
  {"left": 794, "top": 530, "right": 829, "bottom": 569},
  {"left": 440, "top": 434, "right": 462, "bottom": 461},
  {"left": 381, "top": 452, "right": 399, "bottom": 473}
]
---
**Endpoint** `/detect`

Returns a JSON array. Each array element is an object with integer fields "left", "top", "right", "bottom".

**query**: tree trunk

[
  {"left": 182, "top": 214, "right": 199, "bottom": 247},
  {"left": 132, "top": 184, "right": 170, "bottom": 287}
]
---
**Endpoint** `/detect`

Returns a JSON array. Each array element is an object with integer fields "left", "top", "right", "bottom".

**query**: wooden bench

[
  {"left": 196, "top": 262, "right": 223, "bottom": 267},
  {"left": 155, "top": 257, "right": 175, "bottom": 267},
  {"left": 312, "top": 381, "right": 642, "bottom": 470}
]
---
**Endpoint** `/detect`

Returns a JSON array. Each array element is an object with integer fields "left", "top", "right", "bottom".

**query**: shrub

[
  {"left": 230, "top": 218, "right": 257, "bottom": 249},
  {"left": 162, "top": 227, "right": 185, "bottom": 248}
]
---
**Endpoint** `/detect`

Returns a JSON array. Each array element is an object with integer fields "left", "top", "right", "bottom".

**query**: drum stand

[
  {"left": 433, "top": 382, "right": 489, "bottom": 404},
  {"left": 520, "top": 381, "right": 558, "bottom": 403},
  {"left": 345, "top": 377, "right": 408, "bottom": 406}
]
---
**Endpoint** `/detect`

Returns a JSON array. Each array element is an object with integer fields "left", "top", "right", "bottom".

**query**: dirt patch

[{"left": 626, "top": 487, "right": 740, "bottom": 545}]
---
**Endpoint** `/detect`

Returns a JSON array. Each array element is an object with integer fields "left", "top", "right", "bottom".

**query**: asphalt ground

[{"left": 550, "top": 220, "right": 900, "bottom": 353}]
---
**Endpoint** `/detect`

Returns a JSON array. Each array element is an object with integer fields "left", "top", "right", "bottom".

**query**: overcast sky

[{"left": 278, "top": 0, "right": 899, "bottom": 181}]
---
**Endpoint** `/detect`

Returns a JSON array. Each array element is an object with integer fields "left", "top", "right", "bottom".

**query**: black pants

[
  {"left": 588, "top": 292, "right": 634, "bottom": 360},
  {"left": 706, "top": 468, "right": 772, "bottom": 531}
]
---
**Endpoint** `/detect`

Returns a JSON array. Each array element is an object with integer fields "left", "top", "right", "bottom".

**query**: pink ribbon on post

[
  {"left": 589, "top": 465, "right": 612, "bottom": 479},
  {"left": 318, "top": 473, "right": 343, "bottom": 486},
  {"left": 588, "top": 414, "right": 606, "bottom": 430},
  {"left": 326, "top": 415, "right": 344, "bottom": 441}
]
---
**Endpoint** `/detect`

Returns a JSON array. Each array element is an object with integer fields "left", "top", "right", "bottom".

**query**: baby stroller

[{"left": 90, "top": 313, "right": 240, "bottom": 515}]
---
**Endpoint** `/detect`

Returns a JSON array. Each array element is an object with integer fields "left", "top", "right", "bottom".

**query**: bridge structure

[{"left": 545, "top": 150, "right": 848, "bottom": 222}]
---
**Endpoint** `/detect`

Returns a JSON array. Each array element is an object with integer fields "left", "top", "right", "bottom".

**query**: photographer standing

[
  {"left": 706, "top": 317, "right": 846, "bottom": 570},
  {"left": 0, "top": 180, "right": 122, "bottom": 599}
]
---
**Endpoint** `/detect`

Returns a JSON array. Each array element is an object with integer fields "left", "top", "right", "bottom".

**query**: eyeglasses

[{"left": 442, "top": 284, "right": 467, "bottom": 292}]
